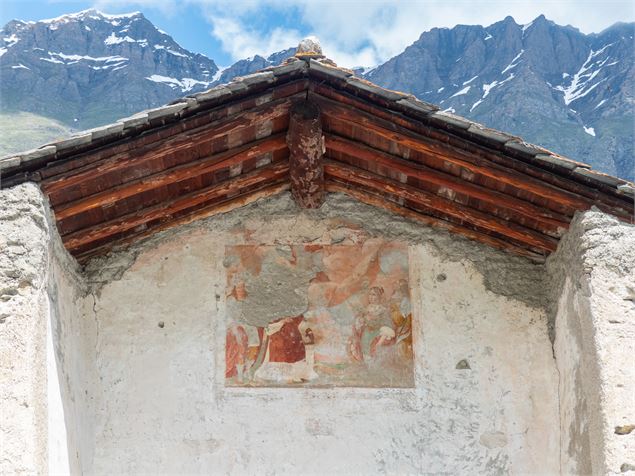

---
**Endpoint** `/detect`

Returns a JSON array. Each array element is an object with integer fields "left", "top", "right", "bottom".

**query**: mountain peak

[
  {"left": 0, "top": 7, "right": 219, "bottom": 128},
  {"left": 37, "top": 9, "right": 144, "bottom": 25},
  {"left": 520, "top": 14, "right": 555, "bottom": 35}
]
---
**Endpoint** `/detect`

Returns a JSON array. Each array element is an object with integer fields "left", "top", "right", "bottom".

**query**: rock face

[
  {"left": 0, "top": 9, "right": 220, "bottom": 129},
  {"left": 365, "top": 16, "right": 635, "bottom": 180},
  {"left": 213, "top": 48, "right": 295, "bottom": 85}
]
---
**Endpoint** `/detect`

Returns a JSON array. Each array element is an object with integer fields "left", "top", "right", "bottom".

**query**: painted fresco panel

[{"left": 224, "top": 241, "right": 414, "bottom": 387}]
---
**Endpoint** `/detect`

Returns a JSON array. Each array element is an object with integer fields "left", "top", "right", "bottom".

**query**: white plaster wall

[
  {"left": 0, "top": 182, "right": 94, "bottom": 475},
  {"left": 0, "top": 183, "right": 51, "bottom": 474},
  {"left": 85, "top": 193, "right": 560, "bottom": 475},
  {"left": 549, "top": 209, "right": 635, "bottom": 475},
  {"left": 47, "top": 228, "right": 96, "bottom": 475}
]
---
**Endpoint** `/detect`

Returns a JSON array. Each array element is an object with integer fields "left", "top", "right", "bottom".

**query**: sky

[{"left": 1, "top": 0, "right": 633, "bottom": 68}]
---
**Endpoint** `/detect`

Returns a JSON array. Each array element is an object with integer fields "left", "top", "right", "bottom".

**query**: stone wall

[
  {"left": 0, "top": 183, "right": 51, "bottom": 474},
  {"left": 549, "top": 209, "right": 635, "bottom": 475},
  {"left": 82, "top": 193, "right": 559, "bottom": 475},
  {"left": 0, "top": 183, "right": 92, "bottom": 475}
]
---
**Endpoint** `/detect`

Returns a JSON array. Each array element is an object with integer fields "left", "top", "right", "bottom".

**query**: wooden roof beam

[
  {"left": 317, "top": 99, "right": 630, "bottom": 218},
  {"left": 325, "top": 133, "right": 570, "bottom": 237},
  {"left": 287, "top": 99, "right": 325, "bottom": 208},
  {"left": 53, "top": 133, "right": 288, "bottom": 230},
  {"left": 73, "top": 182, "right": 291, "bottom": 262},
  {"left": 34, "top": 79, "right": 308, "bottom": 184},
  {"left": 325, "top": 182, "right": 546, "bottom": 262},
  {"left": 42, "top": 97, "right": 297, "bottom": 205},
  {"left": 62, "top": 161, "right": 290, "bottom": 254},
  {"left": 324, "top": 160, "right": 558, "bottom": 254}
]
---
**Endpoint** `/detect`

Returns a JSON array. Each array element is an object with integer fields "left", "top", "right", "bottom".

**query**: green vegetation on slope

[{"left": 0, "top": 112, "right": 73, "bottom": 157}]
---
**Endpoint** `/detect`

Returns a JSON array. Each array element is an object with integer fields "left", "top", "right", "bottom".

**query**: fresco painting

[{"left": 224, "top": 241, "right": 414, "bottom": 387}]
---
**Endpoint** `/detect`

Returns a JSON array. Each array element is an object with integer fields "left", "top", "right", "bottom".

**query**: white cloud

[
  {"left": 92, "top": 0, "right": 635, "bottom": 67},
  {"left": 209, "top": 16, "right": 301, "bottom": 61}
]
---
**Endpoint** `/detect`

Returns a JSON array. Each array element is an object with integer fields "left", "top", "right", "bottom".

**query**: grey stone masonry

[{"left": 548, "top": 209, "right": 635, "bottom": 475}]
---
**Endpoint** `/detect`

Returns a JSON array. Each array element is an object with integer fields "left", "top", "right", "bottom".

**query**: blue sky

[{"left": 1, "top": 1, "right": 633, "bottom": 67}]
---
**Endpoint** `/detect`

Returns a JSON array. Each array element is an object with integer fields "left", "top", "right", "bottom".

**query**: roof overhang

[{"left": 1, "top": 55, "right": 633, "bottom": 263}]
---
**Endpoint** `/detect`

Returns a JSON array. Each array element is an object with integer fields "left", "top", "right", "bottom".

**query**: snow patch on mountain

[
  {"left": 38, "top": 9, "right": 142, "bottom": 25},
  {"left": 104, "top": 32, "right": 147, "bottom": 46},
  {"left": 152, "top": 45, "right": 190, "bottom": 57},
  {"left": 594, "top": 99, "right": 607, "bottom": 110},
  {"left": 145, "top": 74, "right": 213, "bottom": 92},
  {"left": 501, "top": 50, "right": 523, "bottom": 74},
  {"left": 470, "top": 73, "right": 516, "bottom": 111},
  {"left": 0, "top": 33, "right": 20, "bottom": 57},
  {"left": 37, "top": 52, "right": 130, "bottom": 71},
  {"left": 470, "top": 100, "right": 483, "bottom": 112},
  {"left": 522, "top": 20, "right": 535, "bottom": 34},
  {"left": 212, "top": 66, "right": 228, "bottom": 82},
  {"left": 554, "top": 44, "right": 615, "bottom": 105},
  {"left": 451, "top": 85, "right": 471, "bottom": 97}
]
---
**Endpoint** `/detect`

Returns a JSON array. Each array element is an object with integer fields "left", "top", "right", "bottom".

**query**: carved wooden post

[{"left": 286, "top": 100, "right": 325, "bottom": 208}]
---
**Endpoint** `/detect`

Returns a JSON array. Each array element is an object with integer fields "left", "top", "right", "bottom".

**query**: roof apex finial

[{"left": 295, "top": 36, "right": 324, "bottom": 60}]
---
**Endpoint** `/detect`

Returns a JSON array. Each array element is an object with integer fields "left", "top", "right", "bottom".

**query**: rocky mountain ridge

[
  {"left": 0, "top": 9, "right": 220, "bottom": 129},
  {"left": 365, "top": 15, "right": 634, "bottom": 180}
]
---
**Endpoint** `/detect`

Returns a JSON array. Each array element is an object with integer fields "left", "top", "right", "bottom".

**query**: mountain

[
  {"left": 213, "top": 48, "right": 296, "bottom": 84},
  {"left": 1, "top": 11, "right": 633, "bottom": 181},
  {"left": 0, "top": 9, "right": 220, "bottom": 130},
  {"left": 365, "top": 15, "right": 635, "bottom": 180}
]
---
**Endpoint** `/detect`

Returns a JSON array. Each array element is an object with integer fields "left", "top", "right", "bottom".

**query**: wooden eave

[{"left": 0, "top": 56, "right": 633, "bottom": 263}]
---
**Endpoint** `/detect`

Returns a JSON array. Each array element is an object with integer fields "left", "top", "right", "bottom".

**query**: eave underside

[{"left": 7, "top": 76, "right": 633, "bottom": 263}]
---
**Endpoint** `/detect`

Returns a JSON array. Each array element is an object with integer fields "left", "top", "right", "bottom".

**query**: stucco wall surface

[
  {"left": 46, "top": 212, "right": 96, "bottom": 475},
  {"left": 0, "top": 183, "right": 50, "bottom": 474},
  {"left": 83, "top": 193, "right": 560, "bottom": 475},
  {"left": 0, "top": 183, "right": 92, "bottom": 475},
  {"left": 549, "top": 209, "right": 635, "bottom": 475}
]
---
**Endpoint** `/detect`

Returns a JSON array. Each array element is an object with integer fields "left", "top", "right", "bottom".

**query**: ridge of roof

[{"left": 0, "top": 54, "right": 633, "bottom": 200}]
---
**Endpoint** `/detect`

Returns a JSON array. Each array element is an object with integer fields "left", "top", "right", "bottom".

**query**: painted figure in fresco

[
  {"left": 252, "top": 315, "right": 319, "bottom": 384},
  {"left": 225, "top": 244, "right": 414, "bottom": 387},
  {"left": 225, "top": 282, "right": 251, "bottom": 381},
  {"left": 348, "top": 286, "right": 395, "bottom": 362},
  {"left": 390, "top": 279, "right": 413, "bottom": 360},
  {"left": 348, "top": 281, "right": 413, "bottom": 364},
  {"left": 225, "top": 323, "right": 249, "bottom": 380}
]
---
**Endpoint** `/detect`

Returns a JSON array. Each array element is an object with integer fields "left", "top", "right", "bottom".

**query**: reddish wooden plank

[
  {"left": 324, "top": 160, "right": 558, "bottom": 253},
  {"left": 57, "top": 149, "right": 288, "bottom": 236},
  {"left": 54, "top": 134, "right": 288, "bottom": 222},
  {"left": 325, "top": 134, "right": 570, "bottom": 236},
  {"left": 325, "top": 182, "right": 545, "bottom": 262},
  {"left": 37, "top": 79, "right": 308, "bottom": 182},
  {"left": 62, "top": 161, "right": 290, "bottom": 253},
  {"left": 73, "top": 182, "right": 291, "bottom": 262},
  {"left": 315, "top": 97, "right": 598, "bottom": 214},
  {"left": 42, "top": 98, "right": 297, "bottom": 204}
]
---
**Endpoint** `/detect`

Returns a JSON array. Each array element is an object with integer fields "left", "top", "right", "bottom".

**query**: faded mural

[{"left": 224, "top": 240, "right": 414, "bottom": 387}]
